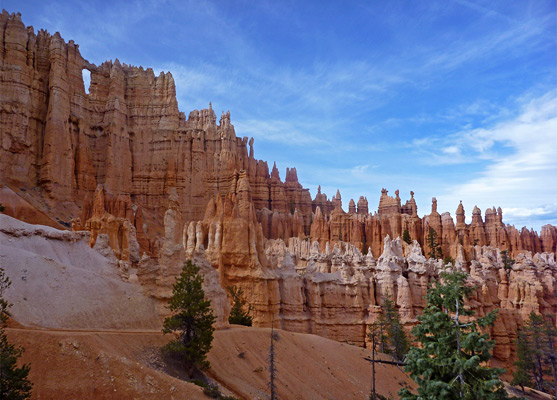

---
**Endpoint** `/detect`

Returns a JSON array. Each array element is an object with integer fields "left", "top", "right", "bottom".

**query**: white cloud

[
  {"left": 503, "top": 205, "right": 557, "bottom": 219},
  {"left": 442, "top": 146, "right": 460, "bottom": 155},
  {"left": 436, "top": 91, "right": 557, "bottom": 231}
]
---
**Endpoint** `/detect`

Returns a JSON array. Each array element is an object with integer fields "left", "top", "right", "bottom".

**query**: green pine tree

[
  {"left": 0, "top": 268, "right": 32, "bottom": 399},
  {"left": 402, "top": 229, "right": 412, "bottom": 245},
  {"left": 378, "top": 296, "right": 409, "bottom": 362},
  {"left": 517, "top": 311, "right": 557, "bottom": 395},
  {"left": 399, "top": 270, "right": 509, "bottom": 400},
  {"left": 543, "top": 316, "right": 557, "bottom": 399},
  {"left": 515, "top": 311, "right": 556, "bottom": 396},
  {"left": 500, "top": 250, "right": 515, "bottom": 271},
  {"left": 426, "top": 228, "right": 442, "bottom": 259},
  {"left": 162, "top": 261, "right": 216, "bottom": 375},
  {"left": 227, "top": 286, "right": 253, "bottom": 326},
  {"left": 512, "top": 330, "right": 534, "bottom": 394}
]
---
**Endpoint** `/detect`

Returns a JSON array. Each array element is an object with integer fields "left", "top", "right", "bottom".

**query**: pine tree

[
  {"left": 162, "top": 261, "right": 216, "bottom": 375},
  {"left": 500, "top": 250, "right": 515, "bottom": 271},
  {"left": 399, "top": 270, "right": 509, "bottom": 400},
  {"left": 543, "top": 316, "right": 557, "bottom": 399},
  {"left": 378, "top": 296, "right": 409, "bottom": 362},
  {"left": 426, "top": 228, "right": 442, "bottom": 259},
  {"left": 513, "top": 312, "right": 556, "bottom": 396},
  {"left": 512, "top": 330, "right": 533, "bottom": 394},
  {"left": 0, "top": 268, "right": 32, "bottom": 399},
  {"left": 402, "top": 229, "right": 412, "bottom": 245},
  {"left": 526, "top": 312, "right": 548, "bottom": 392},
  {"left": 227, "top": 286, "right": 253, "bottom": 326}
]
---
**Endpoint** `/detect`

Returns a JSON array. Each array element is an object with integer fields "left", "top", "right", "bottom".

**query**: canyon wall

[
  {"left": 2, "top": 11, "right": 556, "bottom": 370},
  {"left": 153, "top": 180, "right": 556, "bottom": 369},
  {"left": 0, "top": 11, "right": 311, "bottom": 257},
  {"left": 2, "top": 11, "right": 554, "bottom": 261}
]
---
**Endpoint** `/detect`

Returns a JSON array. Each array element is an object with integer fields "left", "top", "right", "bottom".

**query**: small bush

[
  {"left": 443, "top": 256, "right": 455, "bottom": 266},
  {"left": 191, "top": 379, "right": 207, "bottom": 388},
  {"left": 227, "top": 286, "right": 253, "bottom": 326},
  {"left": 203, "top": 383, "right": 221, "bottom": 398},
  {"left": 402, "top": 229, "right": 412, "bottom": 245}
]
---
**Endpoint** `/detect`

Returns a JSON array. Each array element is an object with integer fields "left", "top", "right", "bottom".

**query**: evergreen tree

[
  {"left": 443, "top": 256, "right": 456, "bottom": 267},
  {"left": 511, "top": 330, "right": 533, "bottom": 394},
  {"left": 402, "top": 229, "right": 412, "bottom": 245},
  {"left": 500, "top": 250, "right": 515, "bottom": 271},
  {"left": 525, "top": 312, "right": 548, "bottom": 393},
  {"left": 378, "top": 296, "right": 409, "bottom": 362},
  {"left": 0, "top": 268, "right": 32, "bottom": 399},
  {"left": 513, "top": 312, "right": 556, "bottom": 396},
  {"left": 400, "top": 270, "right": 509, "bottom": 400},
  {"left": 227, "top": 286, "right": 252, "bottom": 326},
  {"left": 426, "top": 228, "right": 442, "bottom": 259},
  {"left": 162, "top": 261, "right": 216, "bottom": 375},
  {"left": 543, "top": 316, "right": 557, "bottom": 399}
]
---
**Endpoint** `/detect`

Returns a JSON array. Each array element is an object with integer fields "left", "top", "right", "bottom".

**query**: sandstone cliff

[
  {"left": 1, "top": 11, "right": 554, "bottom": 261},
  {"left": 309, "top": 189, "right": 556, "bottom": 259},
  {"left": 2, "top": 11, "right": 556, "bottom": 373},
  {"left": 175, "top": 181, "right": 557, "bottom": 368},
  {"left": 0, "top": 11, "right": 311, "bottom": 256}
]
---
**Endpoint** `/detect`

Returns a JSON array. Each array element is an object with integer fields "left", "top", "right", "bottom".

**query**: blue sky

[{"left": 5, "top": 0, "right": 557, "bottom": 231}]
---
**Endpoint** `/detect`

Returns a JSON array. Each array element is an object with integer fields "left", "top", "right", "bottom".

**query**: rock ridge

[{"left": 1, "top": 11, "right": 556, "bottom": 372}]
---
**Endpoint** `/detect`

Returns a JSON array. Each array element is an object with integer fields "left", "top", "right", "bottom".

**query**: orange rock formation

[
  {"left": 0, "top": 11, "right": 311, "bottom": 256},
  {"left": 1, "top": 11, "right": 556, "bottom": 371}
]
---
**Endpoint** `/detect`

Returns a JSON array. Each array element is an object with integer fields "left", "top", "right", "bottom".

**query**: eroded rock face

[
  {"left": 309, "top": 191, "right": 556, "bottom": 259},
  {"left": 137, "top": 189, "right": 231, "bottom": 329},
  {"left": 2, "top": 11, "right": 554, "bottom": 262},
  {"left": 2, "top": 11, "right": 556, "bottom": 371},
  {"left": 181, "top": 177, "right": 557, "bottom": 369},
  {"left": 0, "top": 11, "right": 312, "bottom": 255}
]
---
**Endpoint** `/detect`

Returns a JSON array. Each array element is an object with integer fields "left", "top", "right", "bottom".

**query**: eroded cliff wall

[
  {"left": 2, "top": 11, "right": 556, "bottom": 371},
  {"left": 0, "top": 11, "right": 312, "bottom": 256}
]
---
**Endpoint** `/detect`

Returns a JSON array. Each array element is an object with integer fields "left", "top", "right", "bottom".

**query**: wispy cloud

[
  {"left": 234, "top": 119, "right": 327, "bottom": 147},
  {"left": 435, "top": 91, "right": 557, "bottom": 230}
]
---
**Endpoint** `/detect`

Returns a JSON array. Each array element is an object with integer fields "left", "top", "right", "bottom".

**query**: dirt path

[{"left": 8, "top": 326, "right": 163, "bottom": 335}]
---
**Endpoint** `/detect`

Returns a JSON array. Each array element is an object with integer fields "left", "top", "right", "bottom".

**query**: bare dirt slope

[
  {"left": 208, "top": 326, "right": 415, "bottom": 400},
  {"left": 6, "top": 325, "right": 209, "bottom": 399},
  {"left": 8, "top": 323, "right": 414, "bottom": 400},
  {"left": 0, "top": 214, "right": 161, "bottom": 329}
]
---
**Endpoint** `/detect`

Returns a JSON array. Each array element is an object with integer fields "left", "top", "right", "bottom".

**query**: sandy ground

[
  {"left": 208, "top": 326, "right": 415, "bottom": 400},
  {"left": 6, "top": 324, "right": 209, "bottom": 399},
  {"left": 7, "top": 323, "right": 415, "bottom": 400},
  {"left": 8, "top": 323, "right": 552, "bottom": 400},
  {"left": 0, "top": 214, "right": 161, "bottom": 330}
]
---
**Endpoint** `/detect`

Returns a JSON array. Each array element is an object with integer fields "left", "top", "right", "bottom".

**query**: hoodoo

[{"left": 0, "top": 10, "right": 556, "bottom": 379}]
